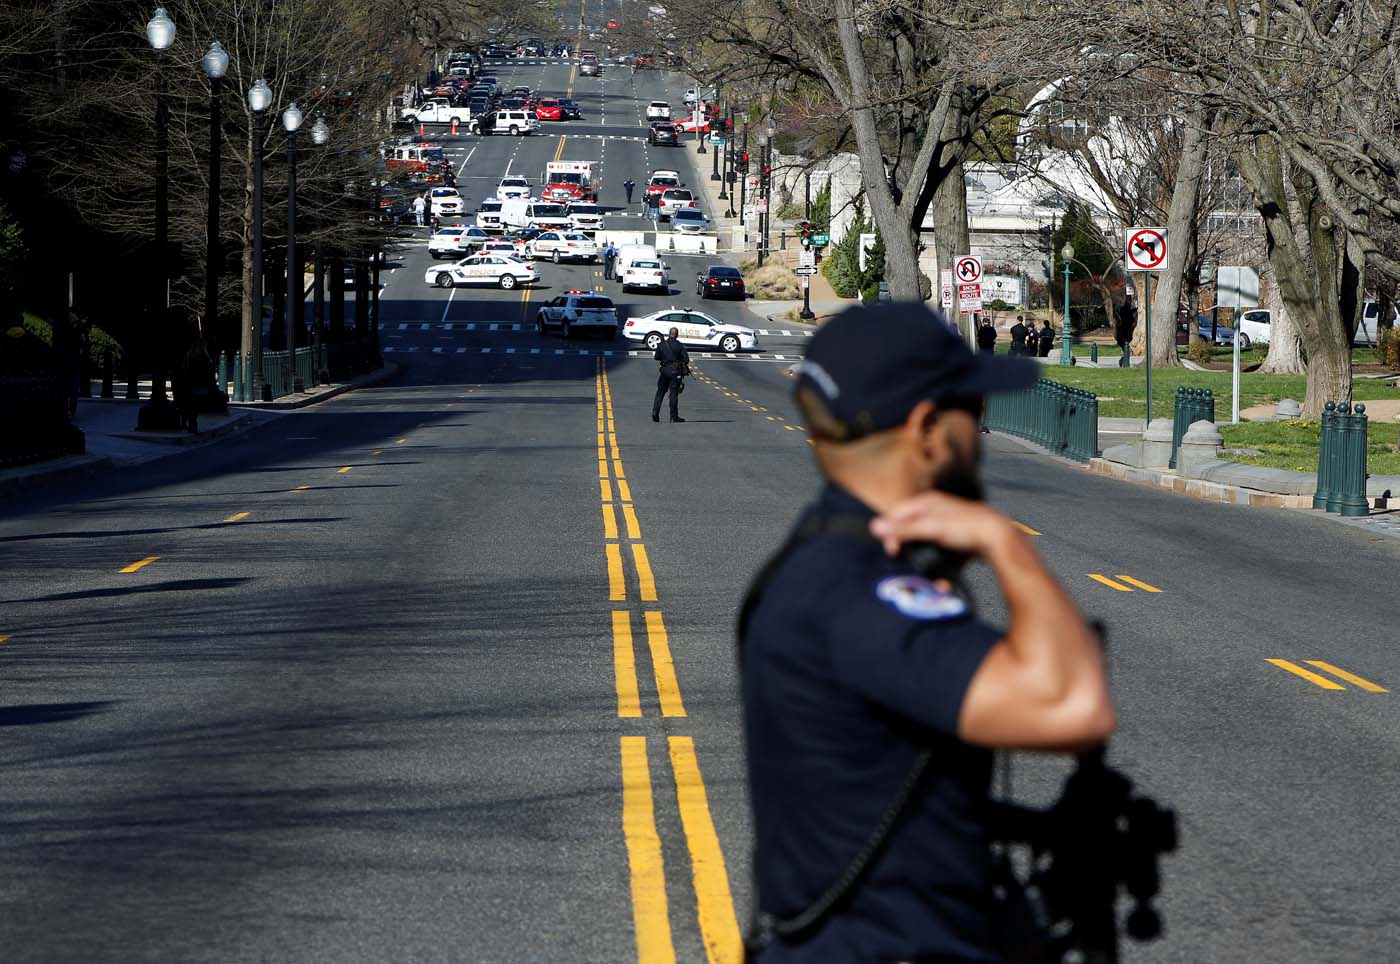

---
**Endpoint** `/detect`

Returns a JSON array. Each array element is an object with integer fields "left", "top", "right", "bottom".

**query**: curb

[
  {"left": 1085, "top": 458, "right": 1315, "bottom": 508},
  {"left": 0, "top": 453, "right": 114, "bottom": 500},
  {"left": 109, "top": 412, "right": 257, "bottom": 446},
  {"left": 229, "top": 362, "right": 398, "bottom": 411}
]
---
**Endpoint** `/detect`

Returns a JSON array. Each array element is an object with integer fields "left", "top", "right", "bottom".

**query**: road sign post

[
  {"left": 1126, "top": 228, "right": 1168, "bottom": 424},
  {"left": 1218, "top": 266, "right": 1259, "bottom": 425}
]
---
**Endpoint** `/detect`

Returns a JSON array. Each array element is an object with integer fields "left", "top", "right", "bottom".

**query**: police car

[
  {"left": 534, "top": 290, "right": 619, "bottom": 339},
  {"left": 525, "top": 230, "right": 599, "bottom": 263},
  {"left": 623, "top": 307, "right": 758, "bottom": 353},
  {"left": 424, "top": 252, "right": 539, "bottom": 289},
  {"left": 497, "top": 175, "right": 532, "bottom": 200}
]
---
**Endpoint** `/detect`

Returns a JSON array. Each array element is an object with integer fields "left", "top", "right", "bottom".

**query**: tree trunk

[
  {"left": 1130, "top": 111, "right": 1211, "bottom": 366},
  {"left": 1258, "top": 272, "right": 1304, "bottom": 373},
  {"left": 931, "top": 156, "right": 969, "bottom": 334}
]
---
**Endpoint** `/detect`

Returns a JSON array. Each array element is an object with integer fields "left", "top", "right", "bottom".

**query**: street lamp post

[
  {"left": 137, "top": 6, "right": 179, "bottom": 430},
  {"left": 718, "top": 104, "right": 730, "bottom": 203},
  {"left": 283, "top": 102, "right": 304, "bottom": 393},
  {"left": 695, "top": 81, "right": 706, "bottom": 155},
  {"left": 756, "top": 132, "right": 768, "bottom": 267},
  {"left": 1061, "top": 242, "right": 1074, "bottom": 365},
  {"left": 710, "top": 96, "right": 722, "bottom": 181},
  {"left": 800, "top": 171, "right": 815, "bottom": 320},
  {"left": 201, "top": 42, "right": 228, "bottom": 378},
  {"left": 310, "top": 115, "right": 330, "bottom": 384},
  {"left": 246, "top": 78, "right": 271, "bottom": 401}
]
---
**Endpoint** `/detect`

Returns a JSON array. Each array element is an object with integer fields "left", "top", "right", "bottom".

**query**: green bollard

[
  {"left": 1313, "top": 401, "right": 1335, "bottom": 510},
  {"left": 1169, "top": 387, "right": 1189, "bottom": 469},
  {"left": 1339, "top": 403, "right": 1370, "bottom": 516},
  {"left": 1326, "top": 402, "right": 1346, "bottom": 512}
]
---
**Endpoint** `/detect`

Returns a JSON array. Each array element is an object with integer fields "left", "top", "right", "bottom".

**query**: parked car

[
  {"left": 424, "top": 252, "right": 539, "bottom": 289},
  {"left": 648, "top": 123, "right": 679, "bottom": 146},
  {"left": 535, "top": 291, "right": 619, "bottom": 339},
  {"left": 426, "top": 187, "right": 465, "bottom": 216},
  {"left": 565, "top": 201, "right": 605, "bottom": 232},
  {"left": 670, "top": 209, "right": 710, "bottom": 234},
  {"left": 501, "top": 227, "right": 544, "bottom": 255},
  {"left": 1238, "top": 308, "right": 1271, "bottom": 347},
  {"left": 1190, "top": 313, "right": 1238, "bottom": 347},
  {"left": 475, "top": 198, "right": 505, "bottom": 232},
  {"left": 696, "top": 265, "right": 746, "bottom": 300},
  {"left": 525, "top": 230, "right": 599, "bottom": 263},
  {"left": 497, "top": 175, "right": 532, "bottom": 200},
  {"left": 534, "top": 98, "right": 564, "bottom": 121},
  {"left": 1358, "top": 299, "right": 1399, "bottom": 345},
  {"left": 427, "top": 224, "right": 490, "bottom": 258},
  {"left": 658, "top": 188, "right": 697, "bottom": 220},
  {"left": 624, "top": 307, "right": 756, "bottom": 352},
  {"left": 470, "top": 110, "right": 539, "bottom": 135}
]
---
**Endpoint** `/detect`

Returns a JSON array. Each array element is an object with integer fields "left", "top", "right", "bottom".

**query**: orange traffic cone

[
  {"left": 419, "top": 123, "right": 426, "bottom": 138},
  {"left": 451, "top": 118, "right": 458, "bottom": 136}
]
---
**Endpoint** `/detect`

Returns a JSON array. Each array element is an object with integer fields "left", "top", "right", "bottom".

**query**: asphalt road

[{"left": 4, "top": 45, "right": 1400, "bottom": 964}]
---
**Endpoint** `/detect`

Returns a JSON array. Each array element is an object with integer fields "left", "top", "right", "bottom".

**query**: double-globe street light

[
  {"left": 247, "top": 77, "right": 272, "bottom": 401},
  {"left": 136, "top": 6, "right": 179, "bottom": 430},
  {"left": 202, "top": 41, "right": 228, "bottom": 373}
]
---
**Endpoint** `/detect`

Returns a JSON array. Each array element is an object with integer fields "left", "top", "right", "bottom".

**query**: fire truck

[
  {"left": 542, "top": 160, "right": 598, "bottom": 202},
  {"left": 385, "top": 143, "right": 449, "bottom": 182}
]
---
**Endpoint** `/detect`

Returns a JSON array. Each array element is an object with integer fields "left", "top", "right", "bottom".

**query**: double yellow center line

[{"left": 594, "top": 359, "right": 741, "bottom": 963}]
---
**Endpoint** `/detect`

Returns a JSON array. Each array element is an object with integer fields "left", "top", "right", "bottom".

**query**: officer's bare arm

[{"left": 872, "top": 494, "right": 1116, "bottom": 752}]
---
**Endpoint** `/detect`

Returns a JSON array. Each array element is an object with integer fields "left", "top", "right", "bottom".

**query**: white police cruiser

[
  {"left": 424, "top": 252, "right": 539, "bottom": 290},
  {"left": 623, "top": 307, "right": 758, "bottom": 352},
  {"left": 534, "top": 290, "right": 620, "bottom": 339}
]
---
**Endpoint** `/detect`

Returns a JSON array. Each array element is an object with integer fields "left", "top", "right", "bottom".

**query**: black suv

[
  {"left": 648, "top": 122, "right": 678, "bottom": 146},
  {"left": 559, "top": 98, "right": 582, "bottom": 119}
]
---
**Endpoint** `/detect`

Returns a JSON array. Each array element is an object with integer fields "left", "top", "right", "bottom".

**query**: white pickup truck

[{"left": 401, "top": 103, "right": 472, "bottom": 125}]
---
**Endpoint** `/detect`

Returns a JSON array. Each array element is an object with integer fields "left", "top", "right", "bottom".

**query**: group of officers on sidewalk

[{"left": 975, "top": 314, "right": 1057, "bottom": 357}]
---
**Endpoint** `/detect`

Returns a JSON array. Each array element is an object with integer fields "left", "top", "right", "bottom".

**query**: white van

[
  {"left": 1358, "top": 300, "right": 1398, "bottom": 346},
  {"left": 524, "top": 201, "right": 572, "bottom": 231},
  {"left": 500, "top": 197, "right": 532, "bottom": 229}
]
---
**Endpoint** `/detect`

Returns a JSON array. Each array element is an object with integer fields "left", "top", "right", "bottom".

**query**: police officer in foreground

[
  {"left": 740, "top": 302, "right": 1116, "bottom": 962},
  {"left": 652, "top": 326, "right": 689, "bottom": 422}
]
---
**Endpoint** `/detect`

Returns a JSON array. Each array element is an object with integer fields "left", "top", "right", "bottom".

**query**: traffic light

[{"left": 799, "top": 220, "right": 813, "bottom": 249}]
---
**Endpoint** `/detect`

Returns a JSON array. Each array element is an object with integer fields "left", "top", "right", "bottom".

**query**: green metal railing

[
  {"left": 1313, "top": 401, "right": 1369, "bottom": 516},
  {"left": 983, "top": 379, "right": 1099, "bottom": 463},
  {"left": 1169, "top": 387, "right": 1215, "bottom": 469},
  {"left": 223, "top": 345, "right": 332, "bottom": 402}
]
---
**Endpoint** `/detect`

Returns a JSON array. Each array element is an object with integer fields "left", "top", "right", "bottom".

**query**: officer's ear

[{"left": 905, "top": 399, "right": 943, "bottom": 461}]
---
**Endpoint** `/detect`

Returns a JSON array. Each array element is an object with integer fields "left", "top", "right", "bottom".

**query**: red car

[
  {"left": 534, "top": 98, "right": 563, "bottom": 121},
  {"left": 607, "top": 19, "right": 621, "bottom": 29}
]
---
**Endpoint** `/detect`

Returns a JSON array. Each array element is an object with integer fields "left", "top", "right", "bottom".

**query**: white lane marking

[
  {"left": 439, "top": 286, "right": 456, "bottom": 324},
  {"left": 398, "top": 323, "right": 408, "bottom": 330},
  {"left": 433, "top": 347, "right": 443, "bottom": 353}
]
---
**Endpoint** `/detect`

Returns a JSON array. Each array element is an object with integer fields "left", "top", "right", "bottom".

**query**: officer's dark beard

[{"left": 934, "top": 458, "right": 984, "bottom": 503}]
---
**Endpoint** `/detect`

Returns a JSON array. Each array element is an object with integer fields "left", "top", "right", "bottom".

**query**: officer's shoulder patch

[{"left": 874, "top": 575, "right": 968, "bottom": 621}]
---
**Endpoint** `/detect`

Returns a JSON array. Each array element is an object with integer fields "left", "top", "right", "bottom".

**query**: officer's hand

[{"left": 870, "top": 492, "right": 1019, "bottom": 559}]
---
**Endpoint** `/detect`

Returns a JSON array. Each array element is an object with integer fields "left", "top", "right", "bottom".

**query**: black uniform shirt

[
  {"left": 654, "top": 337, "right": 689, "bottom": 374},
  {"left": 742, "top": 483, "right": 1001, "bottom": 963}
]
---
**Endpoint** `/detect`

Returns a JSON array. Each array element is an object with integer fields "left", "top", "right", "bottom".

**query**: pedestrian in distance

[
  {"left": 623, "top": 178, "right": 636, "bottom": 205},
  {"left": 175, "top": 336, "right": 214, "bottom": 434},
  {"left": 412, "top": 194, "right": 426, "bottom": 227},
  {"left": 652, "top": 327, "right": 689, "bottom": 422},
  {"left": 1038, "top": 319, "right": 1056, "bottom": 358},
  {"left": 976, "top": 315, "right": 997, "bottom": 353},
  {"left": 1009, "top": 314, "right": 1029, "bottom": 356},
  {"left": 739, "top": 301, "right": 1116, "bottom": 963},
  {"left": 602, "top": 242, "right": 617, "bottom": 280}
]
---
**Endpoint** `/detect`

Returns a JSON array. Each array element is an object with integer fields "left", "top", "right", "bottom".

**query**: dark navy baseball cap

[{"left": 795, "top": 302, "right": 1037, "bottom": 440}]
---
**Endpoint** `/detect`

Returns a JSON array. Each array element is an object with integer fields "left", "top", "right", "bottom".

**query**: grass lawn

[
  {"left": 1219, "top": 420, "right": 1400, "bottom": 475},
  {"left": 1039, "top": 366, "right": 1400, "bottom": 419}
]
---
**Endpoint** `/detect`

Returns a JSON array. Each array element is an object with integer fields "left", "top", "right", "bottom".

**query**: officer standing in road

[
  {"left": 602, "top": 241, "right": 617, "bottom": 280},
  {"left": 652, "top": 327, "right": 689, "bottom": 423},
  {"left": 623, "top": 177, "right": 636, "bottom": 205},
  {"left": 740, "top": 302, "right": 1115, "bottom": 962}
]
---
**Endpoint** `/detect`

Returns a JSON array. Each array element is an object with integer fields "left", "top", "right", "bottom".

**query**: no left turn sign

[
  {"left": 1126, "top": 227, "right": 1168, "bottom": 271},
  {"left": 955, "top": 255, "right": 982, "bottom": 284}
]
